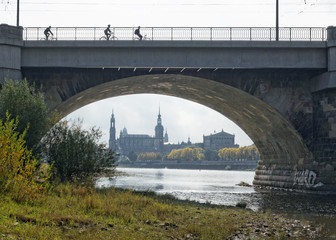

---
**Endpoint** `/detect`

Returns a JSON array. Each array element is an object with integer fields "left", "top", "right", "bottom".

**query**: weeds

[{"left": 0, "top": 184, "right": 323, "bottom": 239}]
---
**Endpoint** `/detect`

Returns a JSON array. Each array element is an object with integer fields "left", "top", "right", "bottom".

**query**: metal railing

[{"left": 23, "top": 27, "right": 327, "bottom": 41}]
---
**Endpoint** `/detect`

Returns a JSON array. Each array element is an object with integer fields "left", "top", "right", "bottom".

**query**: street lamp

[
  {"left": 276, "top": 0, "right": 279, "bottom": 41},
  {"left": 16, "top": 0, "right": 20, "bottom": 26}
]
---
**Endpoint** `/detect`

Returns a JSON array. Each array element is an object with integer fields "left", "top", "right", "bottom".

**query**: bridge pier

[
  {"left": 308, "top": 26, "right": 336, "bottom": 192},
  {"left": 255, "top": 26, "right": 336, "bottom": 192},
  {"left": 0, "top": 24, "right": 23, "bottom": 83}
]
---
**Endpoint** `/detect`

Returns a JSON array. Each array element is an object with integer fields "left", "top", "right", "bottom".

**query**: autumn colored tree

[
  {"left": 138, "top": 152, "right": 162, "bottom": 161},
  {"left": 166, "top": 147, "right": 205, "bottom": 161},
  {"left": 218, "top": 145, "right": 259, "bottom": 161},
  {"left": 0, "top": 113, "right": 49, "bottom": 203}
]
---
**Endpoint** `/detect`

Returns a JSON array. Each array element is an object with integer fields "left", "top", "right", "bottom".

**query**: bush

[
  {"left": 0, "top": 79, "right": 52, "bottom": 153},
  {"left": 40, "top": 120, "right": 116, "bottom": 185},
  {"left": 0, "top": 113, "right": 50, "bottom": 203}
]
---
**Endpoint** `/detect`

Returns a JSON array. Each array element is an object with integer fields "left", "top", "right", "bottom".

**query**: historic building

[
  {"left": 203, "top": 130, "right": 239, "bottom": 150},
  {"left": 109, "top": 109, "right": 167, "bottom": 155},
  {"left": 109, "top": 110, "right": 238, "bottom": 155}
]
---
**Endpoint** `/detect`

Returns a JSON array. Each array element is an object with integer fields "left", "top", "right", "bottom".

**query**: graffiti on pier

[{"left": 293, "top": 169, "right": 323, "bottom": 188}]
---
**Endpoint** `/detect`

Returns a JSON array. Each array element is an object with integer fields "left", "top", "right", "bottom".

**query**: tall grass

[{"left": 0, "top": 184, "right": 322, "bottom": 239}]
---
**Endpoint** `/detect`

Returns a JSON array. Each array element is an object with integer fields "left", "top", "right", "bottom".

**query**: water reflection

[
  {"left": 96, "top": 168, "right": 336, "bottom": 215},
  {"left": 96, "top": 168, "right": 336, "bottom": 237}
]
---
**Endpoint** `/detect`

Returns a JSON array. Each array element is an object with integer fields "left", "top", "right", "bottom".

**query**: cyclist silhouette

[
  {"left": 104, "top": 24, "right": 112, "bottom": 40},
  {"left": 44, "top": 26, "right": 53, "bottom": 40},
  {"left": 134, "top": 26, "right": 143, "bottom": 40}
]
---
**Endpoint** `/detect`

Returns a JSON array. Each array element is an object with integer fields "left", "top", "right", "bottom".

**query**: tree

[
  {"left": 128, "top": 151, "right": 138, "bottom": 162},
  {"left": 40, "top": 120, "right": 116, "bottom": 184},
  {"left": 0, "top": 79, "right": 52, "bottom": 152},
  {"left": 166, "top": 147, "right": 205, "bottom": 161},
  {"left": 204, "top": 149, "right": 219, "bottom": 161},
  {"left": 0, "top": 113, "right": 49, "bottom": 202},
  {"left": 138, "top": 152, "right": 162, "bottom": 161},
  {"left": 218, "top": 145, "right": 260, "bottom": 161}
]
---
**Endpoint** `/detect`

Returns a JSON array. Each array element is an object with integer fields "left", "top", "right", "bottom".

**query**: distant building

[
  {"left": 108, "top": 110, "right": 117, "bottom": 150},
  {"left": 203, "top": 130, "right": 239, "bottom": 150},
  {"left": 109, "top": 110, "right": 239, "bottom": 155},
  {"left": 109, "top": 108, "right": 166, "bottom": 155}
]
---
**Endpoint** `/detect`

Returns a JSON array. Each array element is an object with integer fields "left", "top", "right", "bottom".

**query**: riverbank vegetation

[
  {"left": 39, "top": 120, "right": 116, "bottom": 184},
  {"left": 0, "top": 184, "right": 324, "bottom": 239},
  {"left": 124, "top": 145, "right": 259, "bottom": 162}
]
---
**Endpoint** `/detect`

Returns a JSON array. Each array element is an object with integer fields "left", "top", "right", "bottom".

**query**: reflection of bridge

[{"left": 1, "top": 24, "right": 336, "bottom": 193}]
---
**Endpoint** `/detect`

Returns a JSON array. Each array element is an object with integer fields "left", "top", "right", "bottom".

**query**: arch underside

[
  {"left": 42, "top": 73, "right": 314, "bottom": 189},
  {"left": 22, "top": 66, "right": 325, "bottom": 190}
]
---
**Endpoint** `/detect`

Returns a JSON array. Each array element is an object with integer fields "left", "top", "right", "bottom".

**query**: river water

[{"left": 96, "top": 168, "right": 336, "bottom": 237}]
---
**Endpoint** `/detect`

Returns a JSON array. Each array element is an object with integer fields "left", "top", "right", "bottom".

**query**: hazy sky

[{"left": 1, "top": 0, "right": 335, "bottom": 146}]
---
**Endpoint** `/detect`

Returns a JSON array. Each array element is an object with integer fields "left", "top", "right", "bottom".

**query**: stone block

[
  {"left": 0, "top": 24, "right": 23, "bottom": 45},
  {"left": 327, "top": 26, "right": 336, "bottom": 72},
  {"left": 327, "top": 26, "right": 336, "bottom": 41}
]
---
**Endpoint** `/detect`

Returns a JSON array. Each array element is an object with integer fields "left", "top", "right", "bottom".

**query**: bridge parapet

[{"left": 23, "top": 26, "right": 327, "bottom": 41}]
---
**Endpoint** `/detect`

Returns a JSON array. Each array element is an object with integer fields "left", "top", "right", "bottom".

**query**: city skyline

[{"left": 66, "top": 94, "right": 253, "bottom": 147}]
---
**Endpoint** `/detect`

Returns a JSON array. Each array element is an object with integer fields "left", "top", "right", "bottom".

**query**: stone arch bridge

[{"left": 1, "top": 24, "right": 336, "bottom": 192}]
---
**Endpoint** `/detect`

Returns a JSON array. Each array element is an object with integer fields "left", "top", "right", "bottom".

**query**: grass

[{"left": 0, "top": 184, "right": 324, "bottom": 239}]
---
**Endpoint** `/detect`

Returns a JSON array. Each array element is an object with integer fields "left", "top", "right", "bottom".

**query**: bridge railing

[{"left": 23, "top": 27, "right": 327, "bottom": 41}]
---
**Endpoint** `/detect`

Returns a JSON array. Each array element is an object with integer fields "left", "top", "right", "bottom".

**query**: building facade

[
  {"left": 109, "top": 109, "right": 166, "bottom": 155},
  {"left": 203, "top": 130, "right": 239, "bottom": 150},
  {"left": 109, "top": 110, "right": 239, "bottom": 155}
]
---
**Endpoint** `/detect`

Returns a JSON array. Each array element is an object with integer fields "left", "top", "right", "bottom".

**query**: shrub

[
  {"left": 40, "top": 120, "right": 116, "bottom": 185},
  {"left": 0, "top": 79, "right": 52, "bottom": 153},
  {"left": 0, "top": 113, "right": 50, "bottom": 203}
]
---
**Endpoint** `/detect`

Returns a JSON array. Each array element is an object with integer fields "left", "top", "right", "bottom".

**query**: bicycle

[
  {"left": 40, "top": 35, "right": 57, "bottom": 40},
  {"left": 134, "top": 34, "right": 151, "bottom": 40},
  {"left": 100, "top": 33, "right": 118, "bottom": 40}
]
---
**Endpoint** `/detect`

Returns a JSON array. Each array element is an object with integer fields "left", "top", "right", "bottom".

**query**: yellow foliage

[
  {"left": 138, "top": 152, "right": 162, "bottom": 161},
  {"left": 218, "top": 145, "right": 260, "bottom": 161},
  {"left": 0, "top": 113, "right": 50, "bottom": 203},
  {"left": 167, "top": 147, "right": 205, "bottom": 161}
]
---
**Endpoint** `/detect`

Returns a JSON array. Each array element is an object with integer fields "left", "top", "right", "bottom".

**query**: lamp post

[
  {"left": 276, "top": 0, "right": 279, "bottom": 41},
  {"left": 16, "top": 0, "right": 20, "bottom": 26}
]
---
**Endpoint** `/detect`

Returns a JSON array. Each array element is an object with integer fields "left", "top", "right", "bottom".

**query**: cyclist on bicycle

[
  {"left": 44, "top": 26, "right": 53, "bottom": 40},
  {"left": 104, "top": 24, "right": 112, "bottom": 40},
  {"left": 134, "top": 26, "right": 143, "bottom": 40}
]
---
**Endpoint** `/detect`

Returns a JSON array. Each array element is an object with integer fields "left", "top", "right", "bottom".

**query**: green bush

[
  {"left": 0, "top": 79, "right": 52, "bottom": 153},
  {"left": 40, "top": 120, "right": 116, "bottom": 185}
]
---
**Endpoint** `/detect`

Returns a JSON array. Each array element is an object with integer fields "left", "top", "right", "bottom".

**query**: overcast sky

[{"left": 1, "top": 0, "right": 335, "bottom": 146}]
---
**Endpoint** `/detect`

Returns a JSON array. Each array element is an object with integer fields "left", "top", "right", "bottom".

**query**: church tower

[
  {"left": 109, "top": 110, "right": 116, "bottom": 150},
  {"left": 154, "top": 107, "right": 164, "bottom": 152},
  {"left": 164, "top": 128, "right": 169, "bottom": 143}
]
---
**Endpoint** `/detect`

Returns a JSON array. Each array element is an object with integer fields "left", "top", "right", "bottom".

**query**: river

[{"left": 96, "top": 168, "right": 336, "bottom": 237}]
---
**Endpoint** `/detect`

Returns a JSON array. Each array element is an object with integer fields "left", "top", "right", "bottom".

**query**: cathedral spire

[
  {"left": 109, "top": 109, "right": 116, "bottom": 150},
  {"left": 157, "top": 106, "right": 162, "bottom": 125}
]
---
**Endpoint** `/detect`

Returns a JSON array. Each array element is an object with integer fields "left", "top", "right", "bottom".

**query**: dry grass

[{"left": 0, "top": 184, "right": 324, "bottom": 239}]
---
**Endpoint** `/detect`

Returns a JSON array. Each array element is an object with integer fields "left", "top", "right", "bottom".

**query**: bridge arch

[{"left": 40, "top": 73, "right": 312, "bottom": 190}]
